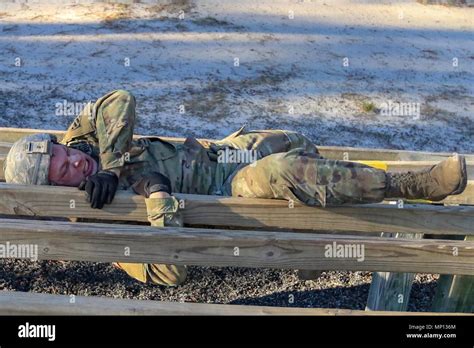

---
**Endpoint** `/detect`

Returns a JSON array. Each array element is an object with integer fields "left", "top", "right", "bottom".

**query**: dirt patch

[
  {"left": 417, "top": 0, "right": 474, "bottom": 6},
  {"left": 101, "top": 4, "right": 133, "bottom": 27},
  {"left": 181, "top": 68, "right": 296, "bottom": 121}
]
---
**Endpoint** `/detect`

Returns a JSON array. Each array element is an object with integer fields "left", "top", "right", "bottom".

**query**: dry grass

[
  {"left": 147, "top": 0, "right": 194, "bottom": 17},
  {"left": 417, "top": 0, "right": 473, "bottom": 6},
  {"left": 361, "top": 101, "right": 376, "bottom": 113},
  {"left": 101, "top": 4, "right": 132, "bottom": 27},
  {"left": 191, "top": 16, "right": 232, "bottom": 27},
  {"left": 182, "top": 69, "right": 294, "bottom": 121}
]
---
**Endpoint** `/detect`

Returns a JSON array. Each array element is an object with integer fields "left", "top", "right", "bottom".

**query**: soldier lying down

[{"left": 4, "top": 90, "right": 468, "bottom": 286}]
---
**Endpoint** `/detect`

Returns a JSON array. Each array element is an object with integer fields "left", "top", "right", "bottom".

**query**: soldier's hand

[
  {"left": 78, "top": 170, "right": 119, "bottom": 209},
  {"left": 131, "top": 172, "right": 172, "bottom": 198}
]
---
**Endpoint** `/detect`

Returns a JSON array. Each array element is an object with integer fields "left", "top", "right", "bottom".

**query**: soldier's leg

[
  {"left": 114, "top": 196, "right": 187, "bottom": 286},
  {"left": 230, "top": 148, "right": 386, "bottom": 206},
  {"left": 215, "top": 127, "right": 320, "bottom": 158}
]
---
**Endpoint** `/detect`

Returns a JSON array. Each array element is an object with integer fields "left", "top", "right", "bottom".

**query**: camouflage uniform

[{"left": 57, "top": 90, "right": 387, "bottom": 284}]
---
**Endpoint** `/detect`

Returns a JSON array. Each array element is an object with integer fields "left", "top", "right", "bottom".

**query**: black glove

[
  {"left": 131, "top": 172, "right": 172, "bottom": 198},
  {"left": 78, "top": 170, "right": 119, "bottom": 209}
]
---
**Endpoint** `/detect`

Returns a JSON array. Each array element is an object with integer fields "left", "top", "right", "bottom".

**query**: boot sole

[{"left": 451, "top": 154, "right": 468, "bottom": 195}]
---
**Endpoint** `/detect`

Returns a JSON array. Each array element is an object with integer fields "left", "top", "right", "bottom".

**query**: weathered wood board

[
  {"left": 1, "top": 183, "right": 474, "bottom": 235},
  {"left": 0, "top": 217, "right": 473, "bottom": 274}
]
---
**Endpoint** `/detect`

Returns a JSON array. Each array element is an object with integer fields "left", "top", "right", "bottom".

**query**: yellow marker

[{"left": 353, "top": 160, "right": 388, "bottom": 172}]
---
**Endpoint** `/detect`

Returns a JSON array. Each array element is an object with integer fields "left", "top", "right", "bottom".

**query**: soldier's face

[{"left": 49, "top": 144, "right": 98, "bottom": 186}]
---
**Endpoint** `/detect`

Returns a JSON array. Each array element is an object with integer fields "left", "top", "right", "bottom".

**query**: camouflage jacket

[{"left": 60, "top": 90, "right": 237, "bottom": 195}]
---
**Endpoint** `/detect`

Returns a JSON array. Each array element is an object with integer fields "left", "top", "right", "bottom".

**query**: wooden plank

[
  {"left": 0, "top": 142, "right": 11, "bottom": 155},
  {"left": 0, "top": 291, "right": 468, "bottom": 316},
  {"left": 2, "top": 127, "right": 473, "bottom": 161},
  {"left": 3, "top": 138, "right": 474, "bottom": 177},
  {"left": 442, "top": 182, "right": 474, "bottom": 205},
  {"left": 2, "top": 156, "right": 474, "bottom": 204},
  {"left": 0, "top": 154, "right": 4, "bottom": 180},
  {"left": 0, "top": 217, "right": 474, "bottom": 274},
  {"left": 2, "top": 142, "right": 474, "bottom": 179},
  {"left": 366, "top": 232, "right": 423, "bottom": 311},
  {"left": 432, "top": 235, "right": 474, "bottom": 313},
  {"left": 318, "top": 146, "right": 474, "bottom": 161},
  {"left": 0, "top": 184, "right": 473, "bottom": 235},
  {"left": 1, "top": 183, "right": 474, "bottom": 235},
  {"left": 0, "top": 127, "right": 189, "bottom": 146},
  {"left": 0, "top": 127, "right": 67, "bottom": 143}
]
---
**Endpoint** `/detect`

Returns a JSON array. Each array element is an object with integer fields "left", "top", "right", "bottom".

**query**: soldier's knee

[
  {"left": 274, "top": 151, "right": 299, "bottom": 173},
  {"left": 282, "top": 131, "right": 319, "bottom": 153},
  {"left": 146, "top": 264, "right": 187, "bottom": 286},
  {"left": 114, "top": 262, "right": 187, "bottom": 286}
]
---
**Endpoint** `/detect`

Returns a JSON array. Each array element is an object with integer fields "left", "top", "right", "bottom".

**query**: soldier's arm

[
  {"left": 114, "top": 174, "right": 187, "bottom": 286},
  {"left": 61, "top": 90, "right": 136, "bottom": 176}
]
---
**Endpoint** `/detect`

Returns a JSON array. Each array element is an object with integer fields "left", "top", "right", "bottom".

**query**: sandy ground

[
  {"left": 0, "top": 0, "right": 473, "bottom": 151},
  {"left": 0, "top": 0, "right": 473, "bottom": 311}
]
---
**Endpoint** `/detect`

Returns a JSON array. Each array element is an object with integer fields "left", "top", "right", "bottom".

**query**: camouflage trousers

[
  {"left": 115, "top": 129, "right": 388, "bottom": 286},
  {"left": 115, "top": 196, "right": 187, "bottom": 286},
  {"left": 217, "top": 128, "right": 388, "bottom": 206}
]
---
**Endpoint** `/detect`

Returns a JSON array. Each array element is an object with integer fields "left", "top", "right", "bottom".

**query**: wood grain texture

[
  {"left": 1, "top": 159, "right": 473, "bottom": 204},
  {"left": 0, "top": 154, "right": 4, "bottom": 179},
  {"left": 0, "top": 217, "right": 473, "bottom": 274},
  {"left": 432, "top": 235, "right": 474, "bottom": 313},
  {"left": 0, "top": 142, "right": 11, "bottom": 155},
  {"left": 1, "top": 183, "right": 474, "bottom": 235},
  {"left": 2, "top": 127, "right": 473, "bottom": 161},
  {"left": 2, "top": 149, "right": 474, "bottom": 180},
  {"left": 1, "top": 291, "right": 469, "bottom": 316},
  {"left": 366, "top": 232, "right": 423, "bottom": 311}
]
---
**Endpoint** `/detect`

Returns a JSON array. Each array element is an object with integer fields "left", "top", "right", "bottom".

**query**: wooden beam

[
  {"left": 319, "top": 147, "right": 474, "bottom": 161},
  {"left": 0, "top": 154, "right": 4, "bottom": 180},
  {"left": 2, "top": 127, "right": 473, "bottom": 161},
  {"left": 1, "top": 183, "right": 474, "bottom": 235},
  {"left": 2, "top": 141, "right": 474, "bottom": 178},
  {"left": 442, "top": 182, "right": 474, "bottom": 205},
  {"left": 0, "top": 291, "right": 468, "bottom": 316},
  {"left": 2, "top": 144, "right": 474, "bottom": 180},
  {"left": 0, "top": 217, "right": 474, "bottom": 274},
  {"left": 432, "top": 235, "right": 474, "bottom": 313},
  {"left": 432, "top": 272, "right": 474, "bottom": 313},
  {"left": 366, "top": 232, "right": 423, "bottom": 311},
  {"left": 0, "top": 127, "right": 67, "bottom": 143},
  {"left": 1, "top": 156, "right": 474, "bottom": 204},
  {"left": 0, "top": 184, "right": 474, "bottom": 235},
  {"left": 0, "top": 127, "right": 181, "bottom": 144},
  {"left": 0, "top": 142, "right": 11, "bottom": 155}
]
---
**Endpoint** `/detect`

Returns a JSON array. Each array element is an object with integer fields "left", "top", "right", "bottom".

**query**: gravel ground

[{"left": 0, "top": 258, "right": 438, "bottom": 311}]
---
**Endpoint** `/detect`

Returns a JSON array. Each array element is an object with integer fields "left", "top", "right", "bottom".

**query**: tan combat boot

[{"left": 385, "top": 154, "right": 467, "bottom": 201}]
